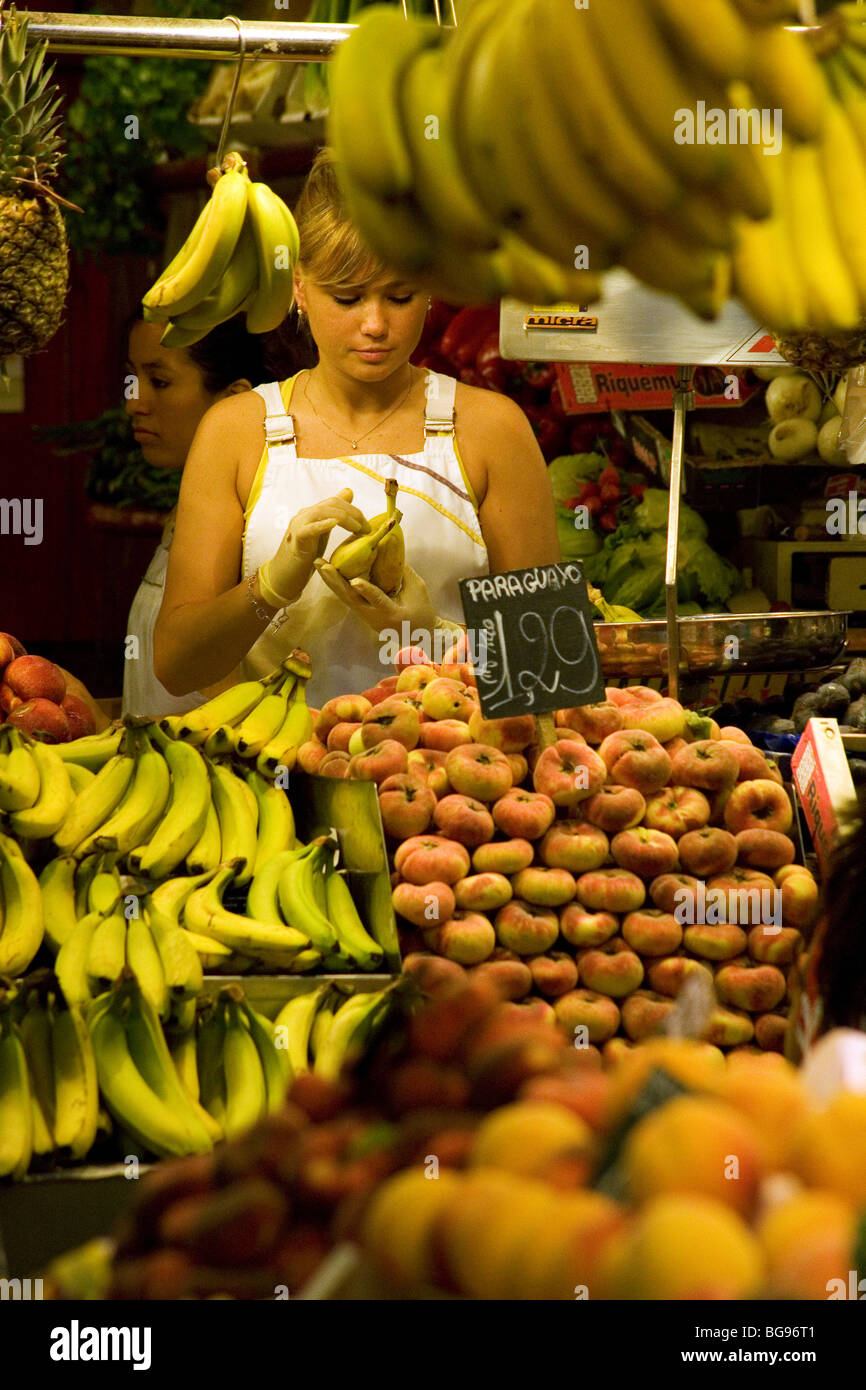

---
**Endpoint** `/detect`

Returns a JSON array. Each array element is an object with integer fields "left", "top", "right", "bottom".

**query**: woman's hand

[
  {"left": 258, "top": 487, "right": 370, "bottom": 609},
  {"left": 313, "top": 558, "right": 437, "bottom": 640}
]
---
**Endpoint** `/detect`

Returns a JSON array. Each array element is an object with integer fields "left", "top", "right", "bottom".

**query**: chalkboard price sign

[{"left": 459, "top": 563, "right": 605, "bottom": 720}]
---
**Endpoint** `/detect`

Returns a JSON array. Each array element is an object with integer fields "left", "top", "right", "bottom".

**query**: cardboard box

[{"left": 791, "top": 718, "right": 859, "bottom": 875}]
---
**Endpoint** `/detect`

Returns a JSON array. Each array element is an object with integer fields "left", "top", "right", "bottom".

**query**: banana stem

[{"left": 384, "top": 477, "right": 398, "bottom": 520}]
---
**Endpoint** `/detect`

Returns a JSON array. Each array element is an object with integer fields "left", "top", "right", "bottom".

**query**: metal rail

[{"left": 0, "top": 12, "right": 361, "bottom": 61}]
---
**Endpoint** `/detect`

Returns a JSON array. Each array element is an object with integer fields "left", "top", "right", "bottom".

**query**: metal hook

[{"left": 214, "top": 14, "right": 246, "bottom": 174}]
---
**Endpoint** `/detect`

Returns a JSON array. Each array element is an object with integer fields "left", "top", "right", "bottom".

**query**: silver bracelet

[{"left": 246, "top": 571, "right": 276, "bottom": 624}]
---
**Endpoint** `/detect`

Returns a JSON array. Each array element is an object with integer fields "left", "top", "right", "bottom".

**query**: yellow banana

[
  {"left": 38, "top": 854, "right": 78, "bottom": 954},
  {"left": 87, "top": 729, "right": 171, "bottom": 858},
  {"left": 324, "top": 865, "right": 384, "bottom": 971},
  {"left": 185, "top": 798, "right": 222, "bottom": 875},
  {"left": 239, "top": 997, "right": 290, "bottom": 1109},
  {"left": 208, "top": 761, "right": 258, "bottom": 886},
  {"left": 141, "top": 198, "right": 211, "bottom": 308},
  {"left": 183, "top": 929, "right": 236, "bottom": 972},
  {"left": 142, "top": 160, "right": 251, "bottom": 317},
  {"left": 0, "top": 833, "right": 44, "bottom": 976},
  {"left": 783, "top": 138, "right": 860, "bottom": 331},
  {"left": 19, "top": 997, "right": 56, "bottom": 1155},
  {"left": 160, "top": 219, "right": 259, "bottom": 347},
  {"left": 221, "top": 994, "right": 267, "bottom": 1140},
  {"left": 274, "top": 985, "right": 329, "bottom": 1075},
  {"left": 246, "top": 773, "right": 296, "bottom": 877},
  {"left": 126, "top": 917, "right": 169, "bottom": 1020},
  {"left": 66, "top": 762, "right": 96, "bottom": 795},
  {"left": 256, "top": 680, "right": 314, "bottom": 778},
  {"left": 55, "top": 912, "right": 102, "bottom": 1009},
  {"left": 196, "top": 1003, "right": 227, "bottom": 1129},
  {"left": 746, "top": 20, "right": 828, "bottom": 145},
  {"left": 653, "top": 0, "right": 751, "bottom": 85},
  {"left": 7, "top": 738, "right": 74, "bottom": 840},
  {"left": 202, "top": 725, "right": 236, "bottom": 758},
  {"left": 131, "top": 738, "right": 210, "bottom": 880},
  {"left": 170, "top": 1027, "right": 200, "bottom": 1104},
  {"left": 184, "top": 862, "right": 309, "bottom": 959},
  {"left": 173, "top": 675, "right": 275, "bottom": 742},
  {"left": 244, "top": 181, "right": 299, "bottom": 335},
  {"left": 53, "top": 745, "right": 136, "bottom": 857},
  {"left": 278, "top": 843, "right": 338, "bottom": 953},
  {"left": 86, "top": 910, "right": 127, "bottom": 995},
  {"left": 246, "top": 846, "right": 303, "bottom": 925},
  {"left": 147, "top": 907, "right": 203, "bottom": 1002},
  {"left": 0, "top": 730, "right": 40, "bottom": 811},
  {"left": 313, "top": 987, "right": 391, "bottom": 1083},
  {"left": 148, "top": 866, "right": 219, "bottom": 924},
  {"left": 818, "top": 75, "right": 866, "bottom": 316},
  {"left": 123, "top": 985, "right": 217, "bottom": 1149},
  {"left": 50, "top": 1001, "right": 99, "bottom": 1159},
  {"left": 234, "top": 672, "right": 295, "bottom": 758},
  {"left": 0, "top": 1011, "right": 32, "bottom": 1178},
  {"left": 54, "top": 725, "right": 123, "bottom": 773}
]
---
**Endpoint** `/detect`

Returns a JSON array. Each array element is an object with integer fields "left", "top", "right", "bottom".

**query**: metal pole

[
  {"left": 664, "top": 365, "right": 694, "bottom": 702},
  {"left": 0, "top": 12, "right": 365, "bottom": 60}
]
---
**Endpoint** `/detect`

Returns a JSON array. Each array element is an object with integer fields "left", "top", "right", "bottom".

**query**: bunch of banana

[
  {"left": 329, "top": 477, "right": 405, "bottom": 596},
  {"left": 326, "top": 0, "right": 833, "bottom": 315},
  {"left": 0, "top": 829, "right": 44, "bottom": 977},
  {"left": 195, "top": 986, "right": 290, "bottom": 1140},
  {"left": 0, "top": 992, "right": 32, "bottom": 1177},
  {"left": 54, "top": 723, "right": 124, "bottom": 773},
  {"left": 273, "top": 981, "right": 395, "bottom": 1083},
  {"left": 278, "top": 838, "right": 387, "bottom": 970},
  {"left": 141, "top": 149, "right": 300, "bottom": 346},
  {"left": 0, "top": 729, "right": 74, "bottom": 840},
  {"left": 181, "top": 855, "right": 315, "bottom": 971},
  {"left": 88, "top": 974, "right": 218, "bottom": 1158}
]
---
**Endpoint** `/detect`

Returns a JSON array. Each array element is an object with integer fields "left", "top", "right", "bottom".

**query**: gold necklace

[{"left": 303, "top": 368, "right": 415, "bottom": 451}]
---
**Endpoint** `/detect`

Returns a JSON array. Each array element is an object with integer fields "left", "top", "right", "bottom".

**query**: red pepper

[
  {"left": 599, "top": 509, "right": 619, "bottom": 532},
  {"left": 522, "top": 361, "right": 556, "bottom": 390},
  {"left": 598, "top": 464, "right": 621, "bottom": 489},
  {"left": 475, "top": 330, "right": 507, "bottom": 392},
  {"left": 628, "top": 483, "right": 646, "bottom": 498},
  {"left": 600, "top": 482, "right": 621, "bottom": 506},
  {"left": 583, "top": 495, "right": 603, "bottom": 517},
  {"left": 440, "top": 305, "right": 499, "bottom": 366},
  {"left": 577, "top": 481, "right": 600, "bottom": 502}
]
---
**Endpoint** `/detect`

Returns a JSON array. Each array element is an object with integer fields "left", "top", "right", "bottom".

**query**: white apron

[
  {"left": 122, "top": 518, "right": 207, "bottom": 718},
  {"left": 241, "top": 370, "right": 489, "bottom": 706}
]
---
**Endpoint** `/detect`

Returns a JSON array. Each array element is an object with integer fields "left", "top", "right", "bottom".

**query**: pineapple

[
  {"left": 0, "top": 5, "right": 69, "bottom": 361},
  {"left": 774, "top": 330, "right": 866, "bottom": 376}
]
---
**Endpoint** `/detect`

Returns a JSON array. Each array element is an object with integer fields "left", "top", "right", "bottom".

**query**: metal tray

[{"left": 594, "top": 610, "right": 849, "bottom": 678}]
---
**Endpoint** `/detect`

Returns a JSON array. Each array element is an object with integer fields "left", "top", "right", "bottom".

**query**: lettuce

[
  {"left": 632, "top": 489, "right": 708, "bottom": 541},
  {"left": 557, "top": 506, "right": 603, "bottom": 562},
  {"left": 547, "top": 452, "right": 605, "bottom": 504}
]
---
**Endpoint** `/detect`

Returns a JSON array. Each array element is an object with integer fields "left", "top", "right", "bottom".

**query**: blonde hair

[{"left": 294, "top": 147, "right": 387, "bottom": 292}]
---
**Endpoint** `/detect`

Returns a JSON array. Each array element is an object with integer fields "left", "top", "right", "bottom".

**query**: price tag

[{"left": 459, "top": 562, "right": 605, "bottom": 720}]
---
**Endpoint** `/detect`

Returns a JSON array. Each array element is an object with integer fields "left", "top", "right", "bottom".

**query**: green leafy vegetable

[{"left": 547, "top": 452, "right": 606, "bottom": 504}]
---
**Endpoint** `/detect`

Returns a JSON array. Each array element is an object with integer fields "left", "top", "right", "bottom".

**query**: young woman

[
  {"left": 122, "top": 313, "right": 269, "bottom": 717},
  {"left": 154, "top": 148, "right": 560, "bottom": 708}
]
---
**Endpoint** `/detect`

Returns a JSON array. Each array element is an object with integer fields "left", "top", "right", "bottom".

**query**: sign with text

[{"left": 459, "top": 563, "right": 605, "bottom": 719}]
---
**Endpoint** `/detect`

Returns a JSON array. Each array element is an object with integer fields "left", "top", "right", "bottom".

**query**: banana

[
  {"left": 123, "top": 984, "right": 217, "bottom": 1149},
  {"left": 160, "top": 219, "right": 259, "bottom": 347},
  {"left": 326, "top": 4, "right": 441, "bottom": 199},
  {"left": 66, "top": 762, "right": 96, "bottom": 795},
  {"left": 745, "top": 20, "right": 828, "bottom": 145},
  {"left": 131, "top": 739, "right": 210, "bottom": 880},
  {"left": 0, "top": 730, "right": 40, "bottom": 811},
  {"left": 50, "top": 1001, "right": 99, "bottom": 1159},
  {"left": 0, "top": 834, "right": 44, "bottom": 976},
  {"left": 324, "top": 866, "right": 384, "bottom": 971},
  {"left": 56, "top": 912, "right": 102, "bottom": 1009},
  {"left": 88, "top": 990, "right": 206, "bottom": 1158},
  {"left": 19, "top": 997, "right": 56, "bottom": 1154},
  {"left": 170, "top": 1027, "right": 200, "bottom": 1104},
  {"left": 141, "top": 199, "right": 211, "bottom": 308},
  {"left": 783, "top": 137, "right": 861, "bottom": 331},
  {"left": 234, "top": 673, "right": 295, "bottom": 759},
  {"left": 86, "top": 910, "right": 127, "bottom": 995},
  {"left": 148, "top": 867, "right": 219, "bottom": 925},
  {"left": 183, "top": 929, "right": 236, "bottom": 972},
  {"left": 39, "top": 854, "right": 78, "bottom": 953},
  {"left": 244, "top": 770, "right": 296, "bottom": 875},
  {"left": 126, "top": 917, "right": 169, "bottom": 1020},
  {"left": 367, "top": 479, "right": 405, "bottom": 595},
  {"left": 654, "top": 0, "right": 751, "bottom": 85},
  {"left": 288, "top": 947, "right": 323, "bottom": 974},
  {"left": 274, "top": 985, "right": 329, "bottom": 1075},
  {"left": 239, "top": 997, "right": 291, "bottom": 1109},
  {"left": 184, "top": 862, "right": 310, "bottom": 959},
  {"left": 173, "top": 676, "right": 274, "bottom": 743},
  {"left": 313, "top": 987, "right": 390, "bottom": 1082},
  {"left": 256, "top": 680, "right": 314, "bottom": 778},
  {"left": 88, "top": 864, "right": 122, "bottom": 916},
  {"left": 7, "top": 738, "right": 74, "bottom": 839},
  {"left": 246, "top": 845, "right": 304, "bottom": 925},
  {"left": 244, "top": 181, "right": 299, "bottom": 335},
  {"left": 147, "top": 907, "right": 203, "bottom": 1002},
  {"left": 84, "top": 729, "right": 171, "bottom": 858},
  {"left": 221, "top": 994, "right": 267, "bottom": 1139},
  {"left": 494, "top": 232, "right": 592, "bottom": 307},
  {"left": 329, "top": 512, "right": 398, "bottom": 582},
  {"left": 73, "top": 855, "right": 100, "bottom": 920},
  {"left": 277, "top": 843, "right": 339, "bottom": 953},
  {"left": 0, "top": 1010, "right": 32, "bottom": 1178},
  {"left": 54, "top": 725, "right": 123, "bottom": 772},
  {"left": 143, "top": 160, "right": 251, "bottom": 317},
  {"left": 817, "top": 75, "right": 866, "bottom": 316},
  {"left": 53, "top": 745, "right": 136, "bottom": 857},
  {"left": 827, "top": 48, "right": 866, "bottom": 159},
  {"left": 202, "top": 725, "right": 236, "bottom": 758},
  {"left": 309, "top": 989, "right": 338, "bottom": 1064},
  {"left": 208, "top": 761, "right": 258, "bottom": 886},
  {"left": 196, "top": 1003, "right": 227, "bottom": 1128},
  {"left": 185, "top": 798, "right": 222, "bottom": 875}
]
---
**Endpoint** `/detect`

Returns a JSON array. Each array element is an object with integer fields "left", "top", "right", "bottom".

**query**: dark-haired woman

[{"left": 121, "top": 313, "right": 270, "bottom": 718}]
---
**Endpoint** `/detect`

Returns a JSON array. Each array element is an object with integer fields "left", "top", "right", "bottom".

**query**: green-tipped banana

[
  {"left": 19, "top": 998, "right": 56, "bottom": 1153},
  {"left": 313, "top": 987, "right": 391, "bottom": 1082},
  {"left": 160, "top": 219, "right": 258, "bottom": 347},
  {"left": 221, "top": 995, "right": 267, "bottom": 1140},
  {"left": 324, "top": 866, "right": 384, "bottom": 971},
  {"left": 196, "top": 1003, "right": 227, "bottom": 1128},
  {"left": 54, "top": 725, "right": 123, "bottom": 773},
  {"left": 239, "top": 998, "right": 291, "bottom": 1110},
  {"left": 123, "top": 984, "right": 217, "bottom": 1149},
  {"left": 278, "top": 843, "right": 338, "bottom": 953},
  {"left": 246, "top": 845, "right": 305, "bottom": 925},
  {"left": 0, "top": 1011, "right": 33, "bottom": 1178}
]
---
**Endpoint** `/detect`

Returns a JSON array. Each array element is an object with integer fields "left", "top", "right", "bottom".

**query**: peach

[
  {"left": 720, "top": 740, "right": 784, "bottom": 785},
  {"left": 606, "top": 685, "right": 662, "bottom": 708},
  {"left": 423, "top": 911, "right": 496, "bottom": 965},
  {"left": 747, "top": 924, "right": 802, "bottom": 965},
  {"left": 723, "top": 779, "right": 793, "bottom": 835},
  {"left": 575, "top": 867, "right": 645, "bottom": 914},
  {"left": 531, "top": 740, "right": 606, "bottom": 809},
  {"left": 394, "top": 834, "right": 471, "bottom": 886},
  {"left": 705, "top": 868, "right": 777, "bottom": 927},
  {"left": 719, "top": 726, "right": 751, "bottom": 745},
  {"left": 406, "top": 747, "right": 450, "bottom": 797},
  {"left": 394, "top": 644, "right": 431, "bottom": 671},
  {"left": 559, "top": 904, "right": 619, "bottom": 949},
  {"left": 577, "top": 937, "right": 644, "bottom": 998},
  {"left": 60, "top": 694, "right": 96, "bottom": 739},
  {"left": 617, "top": 695, "right": 686, "bottom": 743},
  {"left": 347, "top": 738, "right": 409, "bottom": 783},
  {"left": 494, "top": 900, "right": 560, "bottom": 955},
  {"left": 466, "top": 708, "right": 536, "bottom": 752},
  {"left": 0, "top": 631, "right": 25, "bottom": 660},
  {"left": 469, "top": 956, "right": 533, "bottom": 1002},
  {"left": 715, "top": 1054, "right": 809, "bottom": 1169},
  {"left": 622, "top": 1095, "right": 765, "bottom": 1216},
  {"left": 359, "top": 696, "right": 421, "bottom": 751},
  {"left": 395, "top": 663, "right": 439, "bottom": 692},
  {"left": 683, "top": 923, "right": 748, "bottom": 961},
  {"left": 511, "top": 866, "right": 577, "bottom": 908},
  {"left": 677, "top": 826, "right": 738, "bottom": 878},
  {"left": 554, "top": 989, "right": 621, "bottom": 1044},
  {"left": 792, "top": 1093, "right": 866, "bottom": 1206},
  {"left": 433, "top": 793, "right": 495, "bottom": 848},
  {"left": 401, "top": 951, "right": 466, "bottom": 996},
  {"left": 701, "top": 1006, "right": 755, "bottom": 1046},
  {"left": 602, "top": 1038, "right": 634, "bottom": 1067},
  {"left": 555, "top": 700, "right": 624, "bottom": 744},
  {"left": 663, "top": 736, "right": 688, "bottom": 760},
  {"left": 472, "top": 838, "right": 534, "bottom": 874},
  {"left": 581, "top": 784, "right": 646, "bottom": 834},
  {"left": 611, "top": 826, "right": 680, "bottom": 879},
  {"left": 445, "top": 744, "right": 513, "bottom": 802},
  {"left": 296, "top": 738, "right": 329, "bottom": 775},
  {"left": 506, "top": 753, "right": 528, "bottom": 785},
  {"left": 491, "top": 787, "right": 556, "bottom": 840},
  {"left": 528, "top": 951, "right": 579, "bottom": 999},
  {"left": 643, "top": 786, "right": 710, "bottom": 839},
  {"left": 314, "top": 693, "right": 372, "bottom": 739},
  {"left": 671, "top": 740, "right": 739, "bottom": 792},
  {"left": 378, "top": 773, "right": 437, "bottom": 839},
  {"left": 621, "top": 908, "right": 683, "bottom": 957},
  {"left": 6, "top": 698, "right": 69, "bottom": 742},
  {"left": 646, "top": 954, "right": 713, "bottom": 997},
  {"left": 597, "top": 1193, "right": 763, "bottom": 1300},
  {"left": 598, "top": 729, "right": 672, "bottom": 795},
  {"left": 753, "top": 1012, "right": 788, "bottom": 1052},
  {"left": 776, "top": 870, "right": 820, "bottom": 931},
  {"left": 650, "top": 872, "right": 701, "bottom": 916},
  {"left": 715, "top": 957, "right": 787, "bottom": 1013},
  {"left": 4, "top": 654, "right": 65, "bottom": 705},
  {"left": 0, "top": 634, "right": 14, "bottom": 670},
  {"left": 758, "top": 1191, "right": 858, "bottom": 1301},
  {"left": 318, "top": 749, "right": 351, "bottom": 778},
  {"left": 392, "top": 880, "right": 456, "bottom": 928},
  {"left": 0, "top": 682, "right": 22, "bottom": 713},
  {"left": 327, "top": 720, "right": 361, "bottom": 752},
  {"left": 419, "top": 719, "right": 472, "bottom": 752},
  {"left": 361, "top": 676, "right": 400, "bottom": 706},
  {"left": 420, "top": 676, "right": 476, "bottom": 723},
  {"left": 454, "top": 872, "right": 513, "bottom": 913},
  {"left": 538, "top": 819, "right": 609, "bottom": 873},
  {"left": 621, "top": 989, "right": 675, "bottom": 1041},
  {"left": 735, "top": 828, "right": 795, "bottom": 871}
]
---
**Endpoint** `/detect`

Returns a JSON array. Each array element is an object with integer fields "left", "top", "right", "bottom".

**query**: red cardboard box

[{"left": 791, "top": 718, "right": 859, "bottom": 876}]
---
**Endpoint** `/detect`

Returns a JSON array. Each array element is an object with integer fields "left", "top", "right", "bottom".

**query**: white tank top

[
  {"left": 241, "top": 370, "right": 489, "bottom": 706},
  {"left": 122, "top": 518, "right": 207, "bottom": 718}
]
